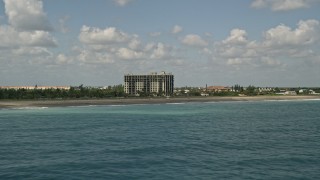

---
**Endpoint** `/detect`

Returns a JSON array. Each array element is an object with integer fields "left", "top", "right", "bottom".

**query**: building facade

[
  {"left": 0, "top": 86, "right": 70, "bottom": 90},
  {"left": 124, "top": 72, "right": 174, "bottom": 96}
]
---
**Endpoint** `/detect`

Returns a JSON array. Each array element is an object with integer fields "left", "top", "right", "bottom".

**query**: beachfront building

[
  {"left": 0, "top": 86, "right": 70, "bottom": 90},
  {"left": 284, "top": 91, "right": 297, "bottom": 95},
  {"left": 124, "top": 72, "right": 174, "bottom": 96},
  {"left": 207, "top": 86, "right": 231, "bottom": 92}
]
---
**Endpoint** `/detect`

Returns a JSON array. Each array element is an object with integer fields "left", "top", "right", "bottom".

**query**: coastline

[{"left": 1, "top": 95, "right": 320, "bottom": 109}]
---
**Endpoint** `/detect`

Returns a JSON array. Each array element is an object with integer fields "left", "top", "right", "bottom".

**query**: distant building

[
  {"left": 124, "top": 72, "right": 174, "bottom": 96},
  {"left": 207, "top": 86, "right": 231, "bottom": 92},
  {"left": 309, "top": 90, "right": 320, "bottom": 95},
  {"left": 258, "top": 87, "right": 274, "bottom": 92},
  {"left": 0, "top": 86, "right": 70, "bottom": 90},
  {"left": 284, "top": 91, "right": 297, "bottom": 95}
]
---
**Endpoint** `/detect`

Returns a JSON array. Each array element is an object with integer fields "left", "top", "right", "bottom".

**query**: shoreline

[{"left": 1, "top": 95, "right": 320, "bottom": 109}]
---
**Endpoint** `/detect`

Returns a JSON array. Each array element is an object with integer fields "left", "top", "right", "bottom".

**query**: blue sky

[{"left": 1, "top": 0, "right": 320, "bottom": 87}]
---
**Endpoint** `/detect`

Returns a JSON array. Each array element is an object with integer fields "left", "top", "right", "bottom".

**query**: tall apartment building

[{"left": 124, "top": 72, "right": 174, "bottom": 96}]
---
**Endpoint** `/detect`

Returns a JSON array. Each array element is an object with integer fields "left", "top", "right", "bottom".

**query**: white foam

[
  {"left": 263, "top": 99, "right": 291, "bottom": 102},
  {"left": 264, "top": 98, "right": 320, "bottom": 102},
  {"left": 166, "top": 103, "right": 185, "bottom": 105},
  {"left": 128, "top": 104, "right": 149, "bottom": 106},
  {"left": 300, "top": 98, "right": 320, "bottom": 101},
  {"left": 13, "top": 106, "right": 48, "bottom": 110},
  {"left": 108, "top": 105, "right": 128, "bottom": 107}
]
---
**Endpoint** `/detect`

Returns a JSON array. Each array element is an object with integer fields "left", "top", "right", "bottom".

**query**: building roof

[{"left": 207, "top": 86, "right": 230, "bottom": 90}]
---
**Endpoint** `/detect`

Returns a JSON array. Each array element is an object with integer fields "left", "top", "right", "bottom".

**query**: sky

[{"left": 0, "top": 0, "right": 320, "bottom": 87}]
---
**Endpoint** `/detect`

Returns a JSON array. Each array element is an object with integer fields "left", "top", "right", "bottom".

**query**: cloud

[
  {"left": 226, "top": 58, "right": 248, "bottom": 65},
  {"left": 251, "top": 0, "right": 313, "bottom": 11},
  {"left": 223, "top": 29, "right": 248, "bottom": 45},
  {"left": 211, "top": 19, "right": 320, "bottom": 69},
  {"left": 77, "top": 49, "right": 114, "bottom": 64},
  {"left": 59, "top": 16, "right": 70, "bottom": 33},
  {"left": 251, "top": 0, "right": 266, "bottom": 9},
  {"left": 0, "top": 25, "right": 19, "bottom": 48},
  {"left": 260, "top": 57, "right": 283, "bottom": 67},
  {"left": 116, "top": 47, "right": 143, "bottom": 60},
  {"left": 56, "top": 54, "right": 73, "bottom": 64},
  {"left": 0, "top": 0, "right": 57, "bottom": 50},
  {"left": 181, "top": 34, "right": 208, "bottom": 47},
  {"left": 113, "top": 0, "right": 132, "bottom": 6},
  {"left": 76, "top": 24, "right": 180, "bottom": 64},
  {"left": 79, "top": 26, "right": 130, "bottom": 44},
  {"left": 20, "top": 31, "right": 57, "bottom": 47},
  {"left": 263, "top": 19, "right": 320, "bottom": 47},
  {"left": 4, "top": 0, "right": 52, "bottom": 31},
  {"left": 13, "top": 47, "right": 52, "bottom": 56},
  {"left": 0, "top": 25, "right": 57, "bottom": 48},
  {"left": 150, "top": 43, "right": 172, "bottom": 59},
  {"left": 246, "top": 19, "right": 320, "bottom": 62},
  {"left": 128, "top": 36, "right": 142, "bottom": 50},
  {"left": 172, "top": 25, "right": 183, "bottom": 34}
]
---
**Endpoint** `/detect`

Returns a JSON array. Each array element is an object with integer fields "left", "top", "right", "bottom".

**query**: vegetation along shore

[{"left": 1, "top": 85, "right": 320, "bottom": 108}]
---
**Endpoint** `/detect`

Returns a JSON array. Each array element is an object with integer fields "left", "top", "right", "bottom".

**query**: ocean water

[{"left": 1, "top": 100, "right": 320, "bottom": 179}]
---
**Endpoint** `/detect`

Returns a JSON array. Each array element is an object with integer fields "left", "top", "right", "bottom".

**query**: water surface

[{"left": 1, "top": 100, "right": 320, "bottom": 179}]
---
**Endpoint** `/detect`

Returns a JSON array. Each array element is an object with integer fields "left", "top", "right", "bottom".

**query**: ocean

[{"left": 1, "top": 100, "right": 320, "bottom": 179}]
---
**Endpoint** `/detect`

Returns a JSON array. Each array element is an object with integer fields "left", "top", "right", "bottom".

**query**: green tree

[{"left": 244, "top": 85, "right": 257, "bottom": 96}]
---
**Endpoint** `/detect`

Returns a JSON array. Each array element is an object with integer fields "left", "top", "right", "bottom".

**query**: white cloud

[
  {"left": 116, "top": 47, "right": 143, "bottom": 60},
  {"left": 263, "top": 19, "right": 320, "bottom": 46},
  {"left": 251, "top": 0, "right": 267, "bottom": 8},
  {"left": 128, "top": 37, "right": 142, "bottom": 50},
  {"left": 20, "top": 31, "right": 57, "bottom": 47},
  {"left": 273, "top": 0, "right": 309, "bottom": 11},
  {"left": 79, "top": 26, "right": 130, "bottom": 44},
  {"left": 13, "top": 47, "right": 52, "bottom": 56},
  {"left": 56, "top": 54, "right": 67, "bottom": 63},
  {"left": 0, "top": 25, "right": 57, "bottom": 48},
  {"left": 172, "top": 25, "right": 183, "bottom": 34},
  {"left": 212, "top": 19, "right": 320, "bottom": 69},
  {"left": 251, "top": 0, "right": 313, "bottom": 11},
  {"left": 205, "top": 32, "right": 213, "bottom": 37},
  {"left": 260, "top": 57, "right": 283, "bottom": 67},
  {"left": 77, "top": 49, "right": 90, "bottom": 62},
  {"left": 56, "top": 54, "right": 73, "bottom": 64},
  {"left": 144, "top": 43, "right": 155, "bottom": 52},
  {"left": 4, "top": 0, "right": 52, "bottom": 31},
  {"left": 77, "top": 49, "right": 114, "bottom": 64},
  {"left": 0, "top": 25, "right": 19, "bottom": 48},
  {"left": 181, "top": 34, "right": 208, "bottom": 47},
  {"left": 215, "top": 29, "right": 256, "bottom": 63},
  {"left": 113, "top": 0, "right": 132, "bottom": 6},
  {"left": 227, "top": 58, "right": 247, "bottom": 65},
  {"left": 223, "top": 29, "right": 248, "bottom": 45},
  {"left": 59, "top": 16, "right": 70, "bottom": 33},
  {"left": 150, "top": 43, "right": 171, "bottom": 59},
  {"left": 218, "top": 46, "right": 247, "bottom": 58},
  {"left": 0, "top": 15, "right": 4, "bottom": 23},
  {"left": 165, "top": 59, "right": 184, "bottom": 66}
]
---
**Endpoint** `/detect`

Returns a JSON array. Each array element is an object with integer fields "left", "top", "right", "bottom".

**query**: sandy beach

[{"left": 0, "top": 95, "right": 319, "bottom": 109}]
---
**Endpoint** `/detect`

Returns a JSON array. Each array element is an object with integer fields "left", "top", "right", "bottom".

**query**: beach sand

[{"left": 1, "top": 95, "right": 320, "bottom": 109}]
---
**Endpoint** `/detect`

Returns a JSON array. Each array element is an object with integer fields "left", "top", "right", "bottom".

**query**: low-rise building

[
  {"left": 284, "top": 91, "right": 297, "bottom": 95},
  {"left": 258, "top": 87, "right": 274, "bottom": 92},
  {"left": 207, "top": 86, "right": 231, "bottom": 92},
  {"left": 0, "top": 86, "right": 70, "bottom": 90}
]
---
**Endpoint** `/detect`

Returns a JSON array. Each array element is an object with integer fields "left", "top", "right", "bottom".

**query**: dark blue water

[{"left": 1, "top": 100, "right": 320, "bottom": 179}]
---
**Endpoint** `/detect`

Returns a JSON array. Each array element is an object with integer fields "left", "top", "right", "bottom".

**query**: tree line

[
  {"left": 2, "top": 84, "right": 319, "bottom": 100},
  {"left": 0, "top": 85, "right": 125, "bottom": 100}
]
